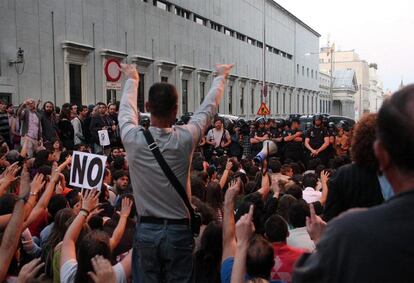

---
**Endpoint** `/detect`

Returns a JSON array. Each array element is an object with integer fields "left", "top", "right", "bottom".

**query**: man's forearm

[
  {"left": 119, "top": 79, "right": 140, "bottom": 141},
  {"left": 188, "top": 76, "right": 226, "bottom": 143},
  {"left": 0, "top": 200, "right": 25, "bottom": 282}
]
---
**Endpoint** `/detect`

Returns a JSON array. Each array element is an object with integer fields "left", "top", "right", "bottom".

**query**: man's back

[
  {"left": 122, "top": 125, "right": 194, "bottom": 219},
  {"left": 294, "top": 190, "right": 414, "bottom": 283}
]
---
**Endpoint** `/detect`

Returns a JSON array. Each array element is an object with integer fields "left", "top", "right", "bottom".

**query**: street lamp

[{"left": 9, "top": 47, "right": 25, "bottom": 75}]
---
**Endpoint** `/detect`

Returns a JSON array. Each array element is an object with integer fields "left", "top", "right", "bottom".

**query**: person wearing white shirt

[{"left": 302, "top": 173, "right": 321, "bottom": 204}]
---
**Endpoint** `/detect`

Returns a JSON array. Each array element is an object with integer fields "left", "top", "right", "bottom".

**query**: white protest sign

[
  {"left": 70, "top": 151, "right": 107, "bottom": 190},
  {"left": 98, "top": 129, "right": 110, "bottom": 146}
]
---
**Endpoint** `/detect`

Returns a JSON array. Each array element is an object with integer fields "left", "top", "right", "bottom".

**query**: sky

[{"left": 275, "top": 0, "right": 414, "bottom": 91}]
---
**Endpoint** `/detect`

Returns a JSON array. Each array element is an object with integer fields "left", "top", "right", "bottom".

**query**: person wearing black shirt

[
  {"left": 304, "top": 115, "right": 330, "bottom": 165},
  {"left": 250, "top": 117, "right": 269, "bottom": 157},
  {"left": 283, "top": 118, "right": 304, "bottom": 163}
]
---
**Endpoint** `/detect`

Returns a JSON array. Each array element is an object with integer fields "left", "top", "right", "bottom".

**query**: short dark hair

[
  {"left": 269, "top": 158, "right": 281, "bottom": 173},
  {"left": 48, "top": 195, "right": 68, "bottom": 220},
  {"left": 377, "top": 85, "right": 414, "bottom": 173},
  {"left": 288, "top": 200, "right": 310, "bottom": 228},
  {"left": 265, "top": 214, "right": 289, "bottom": 242},
  {"left": 302, "top": 173, "right": 318, "bottom": 189},
  {"left": 246, "top": 235, "right": 274, "bottom": 280},
  {"left": 112, "top": 170, "right": 129, "bottom": 181},
  {"left": 285, "top": 184, "right": 303, "bottom": 200},
  {"left": 148, "top": 83, "right": 178, "bottom": 118},
  {"left": 281, "top": 164, "right": 292, "bottom": 175}
]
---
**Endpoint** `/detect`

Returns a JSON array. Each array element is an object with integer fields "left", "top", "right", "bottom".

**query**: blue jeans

[{"left": 132, "top": 222, "right": 194, "bottom": 283}]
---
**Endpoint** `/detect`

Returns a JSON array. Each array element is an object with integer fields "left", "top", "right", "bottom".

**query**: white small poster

[
  {"left": 98, "top": 129, "right": 111, "bottom": 146},
  {"left": 69, "top": 151, "right": 108, "bottom": 190}
]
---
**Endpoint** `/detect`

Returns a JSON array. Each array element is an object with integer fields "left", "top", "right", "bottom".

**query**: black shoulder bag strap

[{"left": 141, "top": 129, "right": 196, "bottom": 220}]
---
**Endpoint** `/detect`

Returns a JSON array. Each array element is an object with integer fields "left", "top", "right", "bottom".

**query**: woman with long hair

[{"left": 205, "top": 181, "right": 224, "bottom": 222}]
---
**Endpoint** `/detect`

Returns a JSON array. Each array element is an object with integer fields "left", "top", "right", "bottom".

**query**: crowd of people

[{"left": 0, "top": 62, "right": 412, "bottom": 283}]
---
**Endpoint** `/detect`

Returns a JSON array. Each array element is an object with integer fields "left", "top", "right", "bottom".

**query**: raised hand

[
  {"left": 225, "top": 161, "right": 233, "bottom": 171},
  {"left": 30, "top": 173, "right": 46, "bottom": 195},
  {"left": 320, "top": 170, "right": 331, "bottom": 184},
  {"left": 215, "top": 64, "right": 234, "bottom": 79},
  {"left": 19, "top": 165, "right": 31, "bottom": 198},
  {"left": 17, "top": 258, "right": 45, "bottom": 283},
  {"left": 81, "top": 189, "right": 99, "bottom": 213},
  {"left": 120, "top": 63, "right": 139, "bottom": 81},
  {"left": 88, "top": 255, "right": 116, "bottom": 283},
  {"left": 224, "top": 178, "right": 241, "bottom": 203},
  {"left": 120, "top": 197, "right": 133, "bottom": 218},
  {"left": 235, "top": 204, "right": 255, "bottom": 244},
  {"left": 306, "top": 203, "right": 327, "bottom": 244},
  {"left": 1, "top": 161, "right": 20, "bottom": 183}
]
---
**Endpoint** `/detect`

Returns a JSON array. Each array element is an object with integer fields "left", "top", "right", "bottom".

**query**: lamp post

[{"left": 9, "top": 47, "right": 25, "bottom": 75}]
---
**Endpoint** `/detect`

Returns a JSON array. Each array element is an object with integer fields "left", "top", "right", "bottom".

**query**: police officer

[
  {"left": 304, "top": 114, "right": 330, "bottom": 165},
  {"left": 283, "top": 117, "right": 304, "bottom": 163},
  {"left": 250, "top": 117, "right": 269, "bottom": 157}
]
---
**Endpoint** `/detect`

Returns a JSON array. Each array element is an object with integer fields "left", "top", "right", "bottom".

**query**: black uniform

[
  {"left": 306, "top": 126, "right": 329, "bottom": 165},
  {"left": 283, "top": 129, "right": 304, "bottom": 163},
  {"left": 251, "top": 127, "right": 268, "bottom": 157}
]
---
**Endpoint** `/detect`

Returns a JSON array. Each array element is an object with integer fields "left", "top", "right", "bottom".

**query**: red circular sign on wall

[{"left": 105, "top": 59, "right": 122, "bottom": 82}]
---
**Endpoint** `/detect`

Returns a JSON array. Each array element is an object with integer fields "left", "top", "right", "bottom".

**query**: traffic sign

[
  {"left": 104, "top": 59, "right": 122, "bottom": 82},
  {"left": 257, "top": 102, "right": 270, "bottom": 116},
  {"left": 106, "top": 81, "right": 122, "bottom": 90}
]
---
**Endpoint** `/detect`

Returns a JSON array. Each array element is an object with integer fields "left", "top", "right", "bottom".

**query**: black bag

[{"left": 141, "top": 129, "right": 201, "bottom": 237}]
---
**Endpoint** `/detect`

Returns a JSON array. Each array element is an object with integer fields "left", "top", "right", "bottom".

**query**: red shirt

[{"left": 271, "top": 242, "right": 307, "bottom": 283}]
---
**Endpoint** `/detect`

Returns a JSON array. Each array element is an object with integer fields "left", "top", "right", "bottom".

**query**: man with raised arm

[{"left": 119, "top": 63, "right": 233, "bottom": 282}]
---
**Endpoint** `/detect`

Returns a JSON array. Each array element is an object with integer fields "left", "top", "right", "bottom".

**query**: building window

[
  {"left": 257, "top": 42, "right": 263, "bottom": 48},
  {"left": 240, "top": 87, "right": 244, "bottom": 114},
  {"left": 251, "top": 88, "right": 254, "bottom": 114},
  {"left": 236, "top": 33, "right": 246, "bottom": 41},
  {"left": 311, "top": 70, "right": 314, "bottom": 79},
  {"left": 195, "top": 15, "right": 206, "bottom": 26},
  {"left": 69, "top": 64, "right": 82, "bottom": 105},
  {"left": 228, "top": 86, "right": 233, "bottom": 113},
  {"left": 302, "top": 95, "right": 305, "bottom": 113},
  {"left": 287, "top": 54, "right": 293, "bottom": 60},
  {"left": 307, "top": 68, "right": 309, "bottom": 77},
  {"left": 106, "top": 89, "right": 116, "bottom": 104},
  {"left": 273, "top": 48, "right": 280, "bottom": 55},
  {"left": 199, "top": 82, "right": 205, "bottom": 105},
  {"left": 302, "top": 66, "right": 304, "bottom": 76},
  {"left": 269, "top": 92, "right": 272, "bottom": 113},
  {"left": 224, "top": 28, "right": 234, "bottom": 37},
  {"left": 307, "top": 96, "right": 309, "bottom": 113},
  {"left": 154, "top": 0, "right": 169, "bottom": 11},
  {"left": 320, "top": 58, "right": 324, "bottom": 63},
  {"left": 182, "top": 79, "right": 188, "bottom": 113},
  {"left": 247, "top": 38, "right": 255, "bottom": 46},
  {"left": 282, "top": 92, "right": 286, "bottom": 114},
  {"left": 276, "top": 92, "right": 279, "bottom": 114},
  {"left": 297, "top": 64, "right": 299, "bottom": 74},
  {"left": 320, "top": 100, "right": 322, "bottom": 113},
  {"left": 175, "top": 6, "right": 190, "bottom": 19},
  {"left": 161, "top": 76, "right": 168, "bottom": 82},
  {"left": 297, "top": 94, "right": 300, "bottom": 112},
  {"left": 266, "top": 46, "right": 272, "bottom": 52},
  {"left": 138, "top": 73, "right": 145, "bottom": 112},
  {"left": 315, "top": 72, "right": 318, "bottom": 80},
  {"left": 210, "top": 21, "right": 222, "bottom": 31}
]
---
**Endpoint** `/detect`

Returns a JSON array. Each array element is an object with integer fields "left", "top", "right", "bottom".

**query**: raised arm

[
  {"left": 119, "top": 64, "right": 141, "bottom": 142},
  {"left": 0, "top": 166, "right": 31, "bottom": 282},
  {"left": 222, "top": 178, "right": 241, "bottom": 263},
  {"left": 186, "top": 65, "right": 233, "bottom": 146},
  {"left": 61, "top": 189, "right": 99, "bottom": 266},
  {"left": 219, "top": 161, "right": 233, "bottom": 189},
  {"left": 109, "top": 198, "right": 132, "bottom": 251},
  {"left": 231, "top": 205, "right": 255, "bottom": 283}
]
